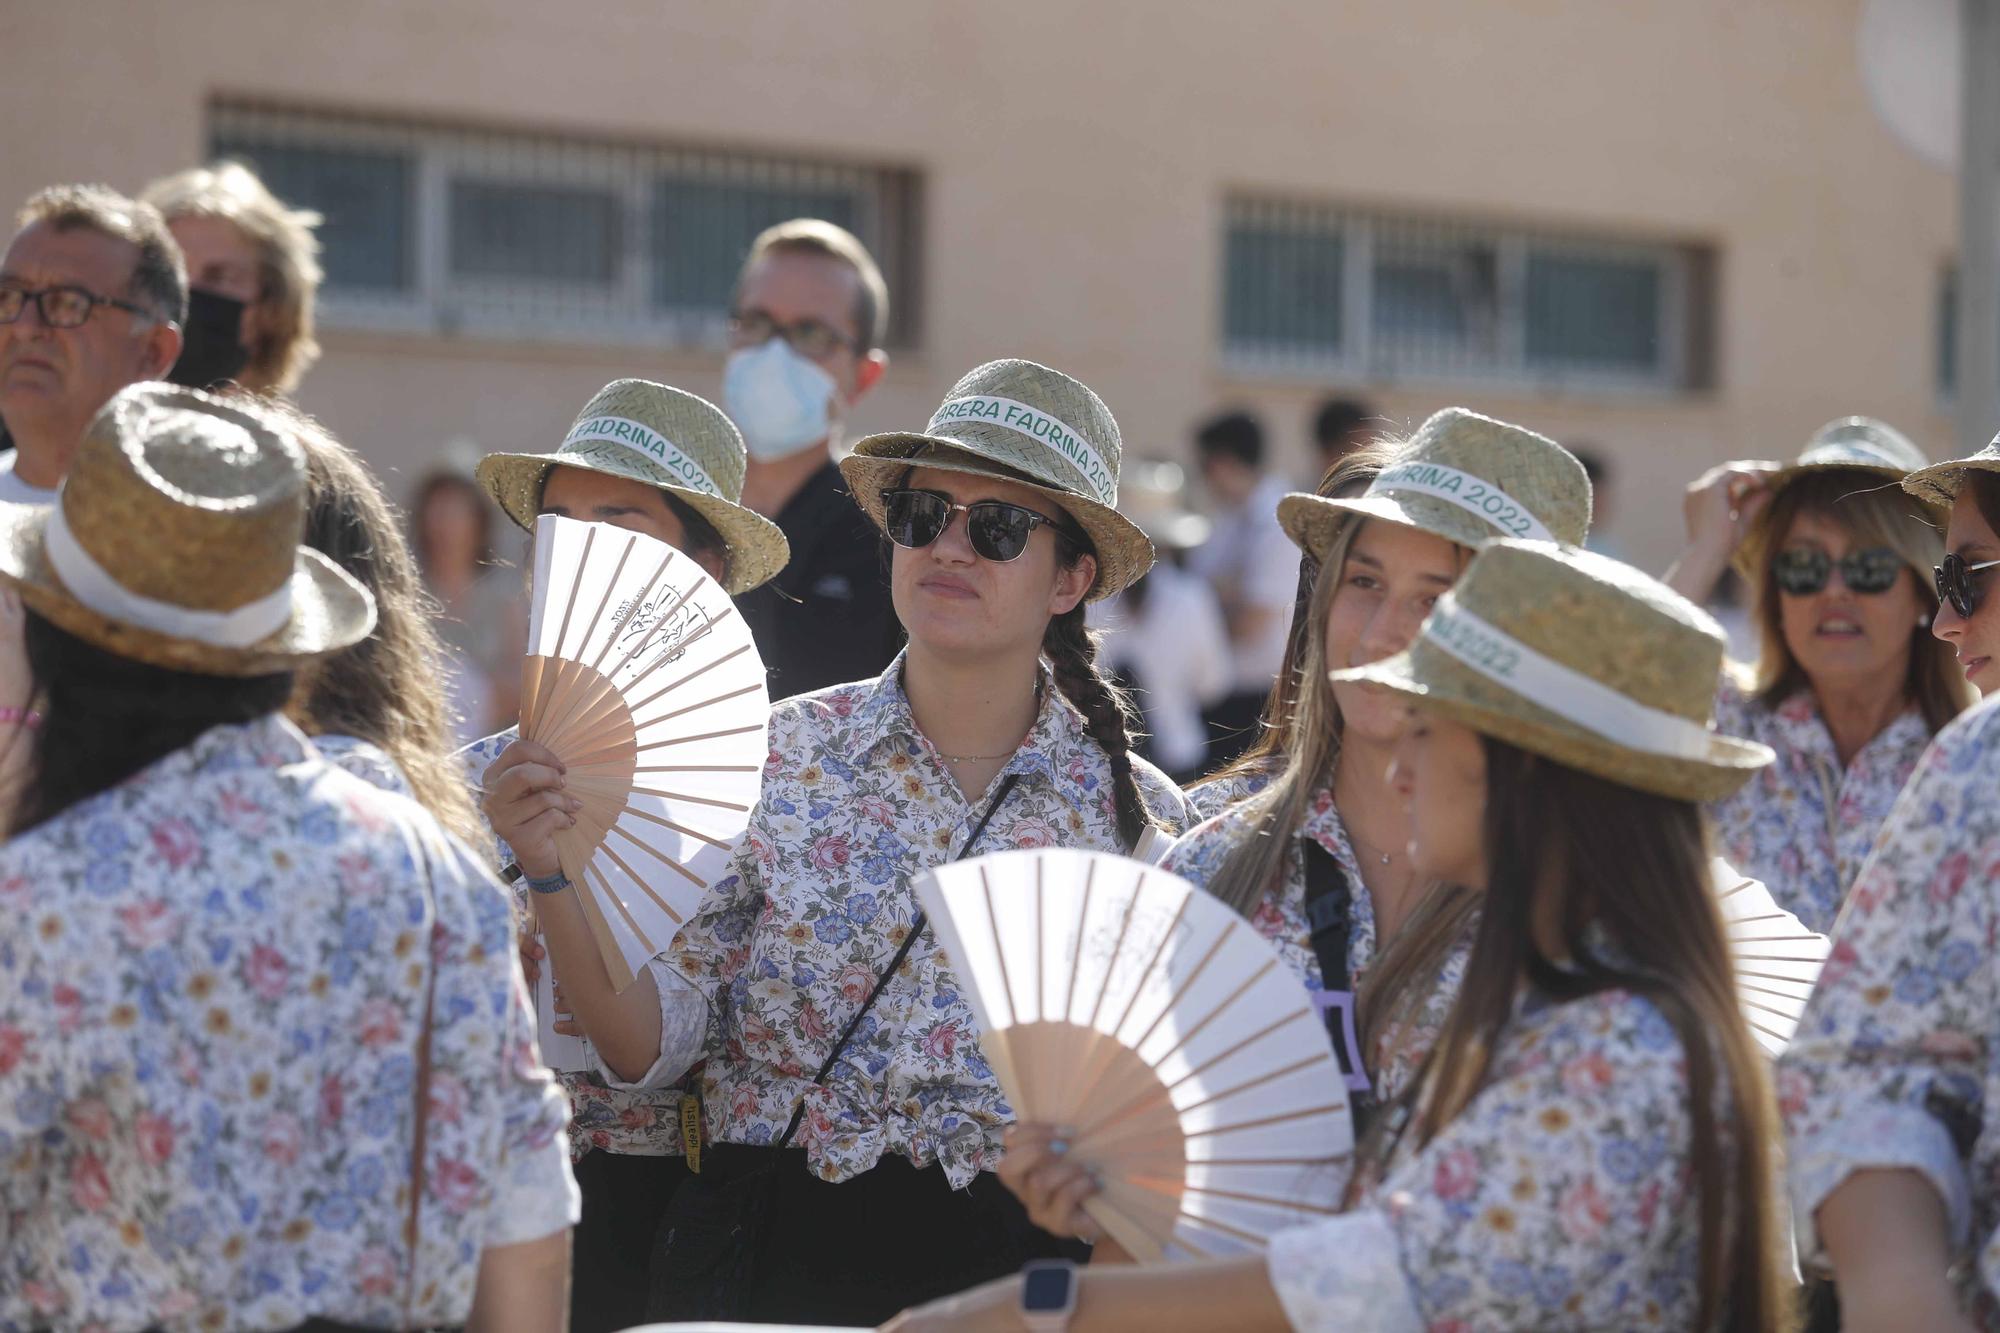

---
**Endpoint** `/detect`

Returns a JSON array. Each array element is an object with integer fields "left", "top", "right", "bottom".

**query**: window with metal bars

[
  {"left": 1222, "top": 197, "right": 1711, "bottom": 394},
  {"left": 208, "top": 102, "right": 923, "bottom": 349}
]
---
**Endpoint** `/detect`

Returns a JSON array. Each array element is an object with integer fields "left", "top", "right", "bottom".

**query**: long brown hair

[
  {"left": 1740, "top": 468, "right": 1971, "bottom": 733},
  {"left": 1192, "top": 441, "right": 1478, "bottom": 1065},
  {"left": 1396, "top": 740, "right": 1786, "bottom": 1331},
  {"left": 254, "top": 398, "right": 486, "bottom": 850}
]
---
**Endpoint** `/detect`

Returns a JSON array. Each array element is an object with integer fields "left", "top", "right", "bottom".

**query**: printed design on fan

[{"left": 612, "top": 593, "right": 717, "bottom": 673}]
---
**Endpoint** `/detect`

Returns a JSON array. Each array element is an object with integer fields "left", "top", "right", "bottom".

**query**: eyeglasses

[
  {"left": 881, "top": 488, "right": 1074, "bottom": 563},
  {"left": 1934, "top": 552, "right": 2000, "bottom": 618},
  {"left": 727, "top": 308, "right": 854, "bottom": 361},
  {"left": 1770, "top": 546, "right": 1905, "bottom": 597},
  {"left": 0, "top": 283, "right": 155, "bottom": 329}
]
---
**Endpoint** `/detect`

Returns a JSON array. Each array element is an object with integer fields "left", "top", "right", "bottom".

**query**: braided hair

[{"left": 1044, "top": 572, "right": 1158, "bottom": 853}]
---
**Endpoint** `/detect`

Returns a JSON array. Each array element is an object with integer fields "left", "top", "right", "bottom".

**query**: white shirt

[
  {"left": 1088, "top": 563, "right": 1231, "bottom": 773},
  {"left": 1188, "top": 474, "right": 1300, "bottom": 690},
  {"left": 0, "top": 451, "right": 57, "bottom": 506}
]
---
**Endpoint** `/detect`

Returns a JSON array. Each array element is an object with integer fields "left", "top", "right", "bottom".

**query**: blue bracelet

[{"left": 525, "top": 869, "right": 572, "bottom": 896}]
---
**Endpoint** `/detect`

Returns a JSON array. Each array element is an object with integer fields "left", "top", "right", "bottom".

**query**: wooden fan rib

[
  {"left": 1083, "top": 869, "right": 1146, "bottom": 1032},
  {"left": 596, "top": 838, "right": 689, "bottom": 926},
  {"left": 616, "top": 601, "right": 742, "bottom": 699},
  {"left": 632, "top": 681, "right": 765, "bottom": 730},
  {"left": 1166, "top": 1207, "right": 1268, "bottom": 1248},
  {"left": 1169, "top": 1051, "right": 1338, "bottom": 1119},
  {"left": 1061, "top": 861, "right": 1096, "bottom": 1024},
  {"left": 540, "top": 532, "right": 637, "bottom": 744},
  {"left": 628, "top": 787, "right": 752, "bottom": 813},
  {"left": 618, "top": 803, "right": 737, "bottom": 851},
  {"left": 1181, "top": 1102, "right": 1348, "bottom": 1141},
  {"left": 636, "top": 723, "right": 766, "bottom": 752},
  {"left": 628, "top": 640, "right": 750, "bottom": 704},
  {"left": 1158, "top": 1007, "right": 1313, "bottom": 1097},
  {"left": 635, "top": 764, "right": 761, "bottom": 775},
  {"left": 629, "top": 649, "right": 757, "bottom": 718},
  {"left": 568, "top": 856, "right": 636, "bottom": 992},
  {"left": 1135, "top": 954, "right": 1278, "bottom": 1073},
  {"left": 1182, "top": 1155, "right": 1352, "bottom": 1169},
  {"left": 1177, "top": 1181, "right": 1339, "bottom": 1219},
  {"left": 542, "top": 686, "right": 632, "bottom": 758},
  {"left": 584, "top": 861, "right": 657, "bottom": 986},
  {"left": 1076, "top": 1047, "right": 1336, "bottom": 1149},
  {"left": 605, "top": 821, "right": 711, "bottom": 887}
]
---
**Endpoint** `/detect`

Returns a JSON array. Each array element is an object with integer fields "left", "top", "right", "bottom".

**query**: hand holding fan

[
  {"left": 917, "top": 848, "right": 1354, "bottom": 1263},
  {"left": 521, "top": 513, "right": 769, "bottom": 992},
  {"left": 1712, "top": 857, "right": 1830, "bottom": 1057}
]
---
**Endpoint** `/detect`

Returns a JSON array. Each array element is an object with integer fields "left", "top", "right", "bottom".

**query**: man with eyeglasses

[
  {"left": 722, "top": 218, "right": 900, "bottom": 699},
  {"left": 0, "top": 185, "right": 186, "bottom": 504}
]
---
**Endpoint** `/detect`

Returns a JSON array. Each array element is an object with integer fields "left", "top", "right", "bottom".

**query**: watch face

[{"left": 1022, "top": 1263, "right": 1073, "bottom": 1313}]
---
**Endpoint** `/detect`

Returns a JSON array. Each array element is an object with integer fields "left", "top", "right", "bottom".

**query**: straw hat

[
  {"left": 1771, "top": 416, "right": 1928, "bottom": 487},
  {"left": 840, "top": 359, "right": 1153, "bottom": 599},
  {"left": 1333, "top": 541, "right": 1772, "bottom": 802},
  {"left": 1278, "top": 407, "right": 1591, "bottom": 562},
  {"left": 476, "top": 379, "right": 789, "bottom": 595},
  {"left": 0, "top": 382, "right": 376, "bottom": 676},
  {"left": 1903, "top": 431, "right": 2000, "bottom": 506}
]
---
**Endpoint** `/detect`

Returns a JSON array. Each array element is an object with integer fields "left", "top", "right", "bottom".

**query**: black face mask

[{"left": 166, "top": 287, "right": 251, "bottom": 390}]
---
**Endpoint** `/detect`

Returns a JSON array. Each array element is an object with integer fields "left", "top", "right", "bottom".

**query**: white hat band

[
  {"left": 564, "top": 415, "right": 719, "bottom": 497},
  {"left": 1365, "top": 461, "right": 1553, "bottom": 542},
  {"left": 1423, "top": 600, "right": 1718, "bottom": 761},
  {"left": 926, "top": 395, "right": 1115, "bottom": 505},
  {"left": 46, "top": 502, "right": 294, "bottom": 648}
]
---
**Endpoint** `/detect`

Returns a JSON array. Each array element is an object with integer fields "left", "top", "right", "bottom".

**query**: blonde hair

[
  {"left": 737, "top": 217, "right": 889, "bottom": 350},
  {"left": 143, "top": 162, "right": 324, "bottom": 396},
  {"left": 1737, "top": 468, "right": 1972, "bottom": 734}
]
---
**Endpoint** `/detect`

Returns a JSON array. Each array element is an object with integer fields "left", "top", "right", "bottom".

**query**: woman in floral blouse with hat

[
  {"left": 482, "top": 358, "right": 1191, "bottom": 1325},
  {"left": 892, "top": 541, "right": 1788, "bottom": 1332},
  {"left": 0, "top": 383, "right": 576, "bottom": 1330},
  {"left": 1778, "top": 435, "right": 2000, "bottom": 1333},
  {"left": 1668, "top": 416, "right": 1973, "bottom": 933}
]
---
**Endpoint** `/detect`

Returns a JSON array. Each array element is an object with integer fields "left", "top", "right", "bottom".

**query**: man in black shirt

[{"left": 723, "top": 219, "right": 902, "bottom": 699}]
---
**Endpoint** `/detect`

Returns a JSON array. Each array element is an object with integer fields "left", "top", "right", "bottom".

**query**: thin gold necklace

[{"left": 936, "top": 679, "right": 1042, "bottom": 764}]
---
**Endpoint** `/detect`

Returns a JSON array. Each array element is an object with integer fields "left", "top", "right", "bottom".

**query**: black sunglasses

[
  {"left": 1770, "top": 546, "right": 1904, "bottom": 597},
  {"left": 881, "top": 488, "right": 1073, "bottom": 563},
  {"left": 1934, "top": 552, "right": 2000, "bottom": 618}
]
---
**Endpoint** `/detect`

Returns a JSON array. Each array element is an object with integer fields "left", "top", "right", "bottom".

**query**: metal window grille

[
  {"left": 209, "top": 102, "right": 924, "bottom": 348},
  {"left": 1222, "top": 197, "right": 1709, "bottom": 393}
]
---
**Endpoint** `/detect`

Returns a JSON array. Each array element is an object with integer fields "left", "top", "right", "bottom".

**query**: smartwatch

[{"left": 1020, "top": 1258, "right": 1078, "bottom": 1332}]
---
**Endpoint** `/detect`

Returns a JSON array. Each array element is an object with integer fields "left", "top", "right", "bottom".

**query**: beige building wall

[{"left": 0, "top": 0, "right": 1959, "bottom": 572}]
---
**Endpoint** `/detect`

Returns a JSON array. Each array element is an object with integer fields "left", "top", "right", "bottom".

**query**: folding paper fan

[
  {"left": 916, "top": 848, "right": 1354, "bottom": 1263},
  {"left": 1712, "top": 857, "right": 1831, "bottom": 1058},
  {"left": 520, "top": 513, "right": 769, "bottom": 992}
]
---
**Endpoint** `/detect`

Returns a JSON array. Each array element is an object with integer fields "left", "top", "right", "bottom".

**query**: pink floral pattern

[
  {"left": 1780, "top": 697, "right": 2000, "bottom": 1327},
  {"left": 666, "top": 652, "right": 1192, "bottom": 1187},
  {"left": 1270, "top": 990, "right": 1739, "bottom": 1330},
  {"left": 1709, "top": 676, "right": 1934, "bottom": 933},
  {"left": 0, "top": 716, "right": 576, "bottom": 1330}
]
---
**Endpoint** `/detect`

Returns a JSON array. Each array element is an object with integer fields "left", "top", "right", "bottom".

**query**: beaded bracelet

[
  {"left": 524, "top": 869, "right": 572, "bottom": 897},
  {"left": 0, "top": 706, "right": 41, "bottom": 730}
]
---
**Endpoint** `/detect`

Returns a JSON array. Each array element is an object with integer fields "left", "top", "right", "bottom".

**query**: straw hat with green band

[
  {"left": 1903, "top": 431, "right": 2000, "bottom": 506},
  {"left": 476, "top": 378, "right": 790, "bottom": 596},
  {"left": 841, "top": 358, "right": 1154, "bottom": 599},
  {"left": 1278, "top": 407, "right": 1591, "bottom": 562},
  {"left": 1334, "top": 541, "right": 1772, "bottom": 803},
  {"left": 0, "top": 382, "right": 376, "bottom": 677}
]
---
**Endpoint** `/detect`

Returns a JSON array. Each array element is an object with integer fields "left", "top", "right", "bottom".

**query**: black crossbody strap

[
  {"left": 775, "top": 773, "right": 1022, "bottom": 1150},
  {"left": 1302, "top": 839, "right": 1375, "bottom": 1134}
]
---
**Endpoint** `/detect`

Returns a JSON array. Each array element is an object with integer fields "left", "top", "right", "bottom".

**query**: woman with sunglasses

[
  {"left": 1667, "top": 417, "right": 1972, "bottom": 933},
  {"left": 886, "top": 542, "right": 1788, "bottom": 1333},
  {"left": 565, "top": 360, "right": 1190, "bottom": 1326},
  {"left": 997, "top": 412, "right": 1590, "bottom": 1266},
  {"left": 1774, "top": 442, "right": 2000, "bottom": 1332}
]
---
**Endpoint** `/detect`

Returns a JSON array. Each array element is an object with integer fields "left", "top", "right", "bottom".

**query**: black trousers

[
  {"left": 658, "top": 1146, "right": 1088, "bottom": 1327},
  {"left": 571, "top": 1149, "right": 689, "bottom": 1333}
]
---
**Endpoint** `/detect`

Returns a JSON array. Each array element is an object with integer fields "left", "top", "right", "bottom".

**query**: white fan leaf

[
  {"left": 1712, "top": 857, "right": 1831, "bottom": 1058},
  {"left": 522, "top": 514, "right": 770, "bottom": 995},
  {"left": 917, "top": 847, "right": 1355, "bottom": 1263}
]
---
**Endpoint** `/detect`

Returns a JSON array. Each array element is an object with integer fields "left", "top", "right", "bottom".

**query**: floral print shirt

[
  {"left": 1270, "top": 988, "right": 1738, "bottom": 1331},
  {"left": 662, "top": 652, "right": 1193, "bottom": 1187},
  {"left": 461, "top": 724, "right": 698, "bottom": 1161},
  {"left": 1184, "top": 756, "right": 1281, "bottom": 822},
  {"left": 1709, "top": 677, "right": 1933, "bottom": 934},
  {"left": 312, "top": 732, "right": 414, "bottom": 798},
  {"left": 0, "top": 716, "right": 576, "bottom": 1332},
  {"left": 1779, "top": 696, "right": 2000, "bottom": 1327},
  {"left": 1163, "top": 784, "right": 1474, "bottom": 1112}
]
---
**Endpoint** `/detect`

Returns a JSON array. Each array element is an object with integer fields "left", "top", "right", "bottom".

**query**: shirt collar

[
  {"left": 136, "top": 713, "right": 314, "bottom": 786},
  {"left": 845, "top": 648, "right": 1086, "bottom": 790}
]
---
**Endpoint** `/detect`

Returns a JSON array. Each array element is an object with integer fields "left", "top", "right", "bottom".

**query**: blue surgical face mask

[{"left": 722, "top": 338, "right": 840, "bottom": 461}]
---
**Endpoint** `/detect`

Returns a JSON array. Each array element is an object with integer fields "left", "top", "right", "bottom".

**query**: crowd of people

[{"left": 6, "top": 159, "right": 2000, "bottom": 1333}]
